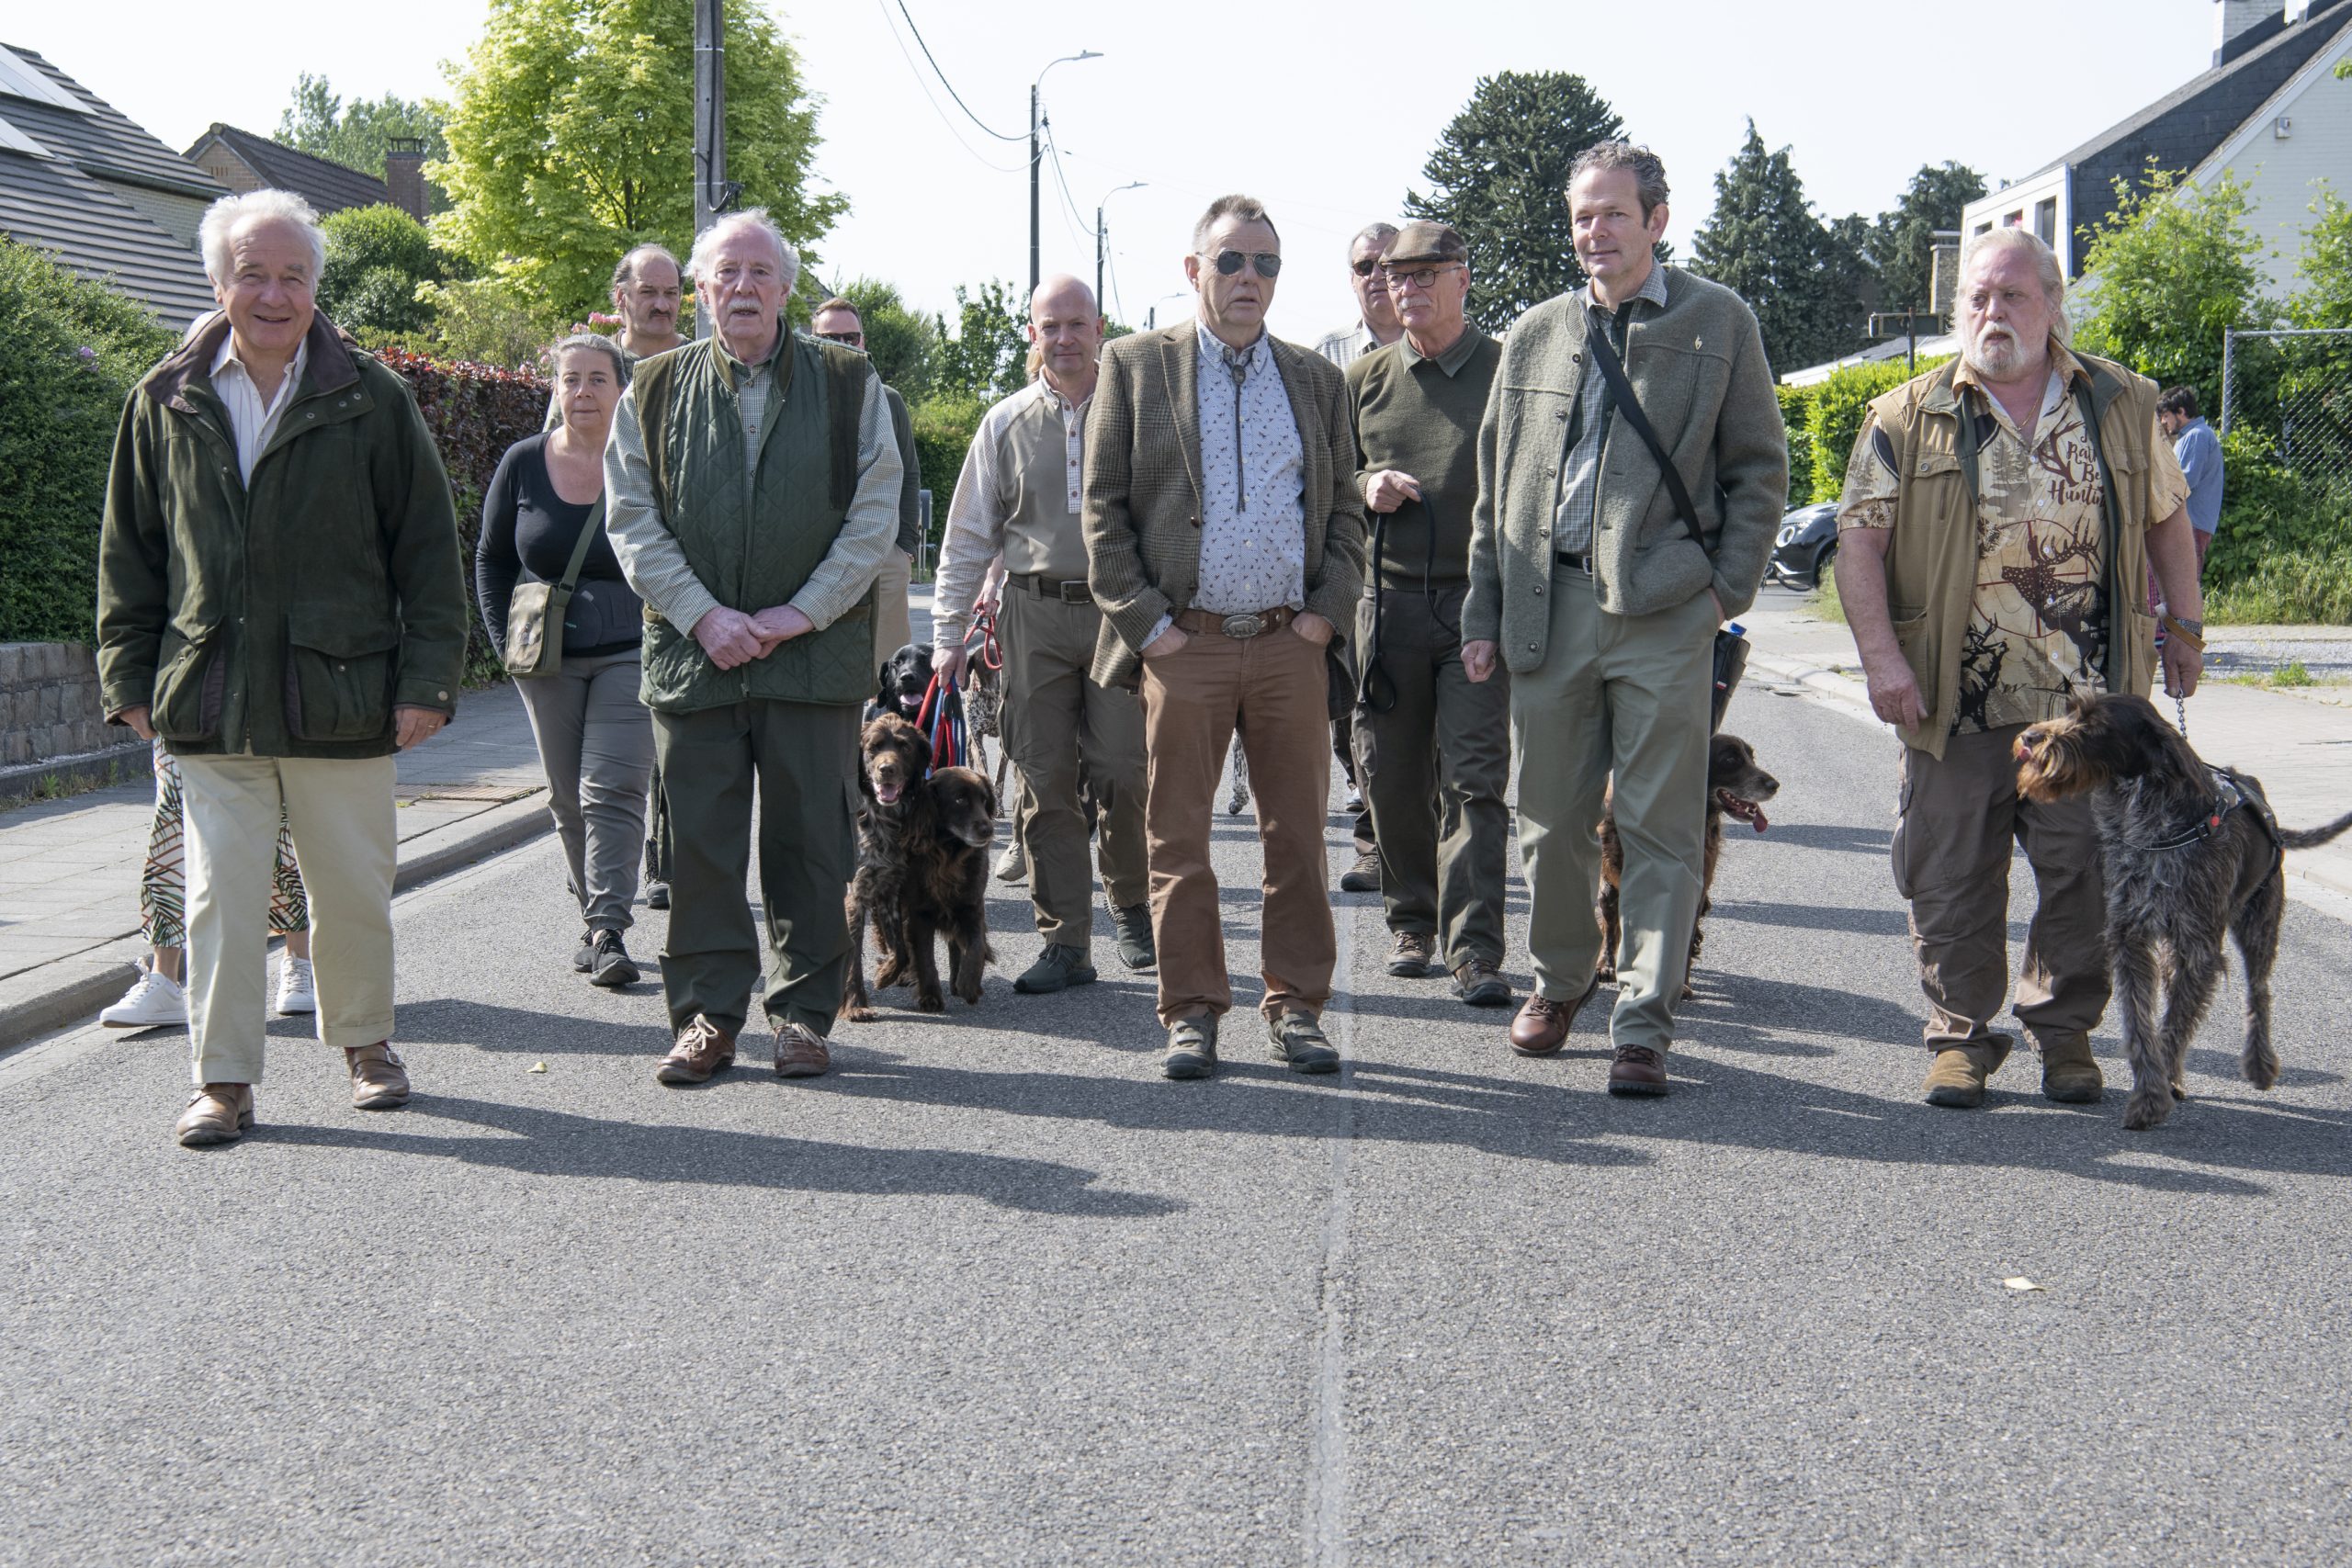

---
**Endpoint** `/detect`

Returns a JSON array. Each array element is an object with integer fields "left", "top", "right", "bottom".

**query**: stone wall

[{"left": 0, "top": 643, "right": 116, "bottom": 768}]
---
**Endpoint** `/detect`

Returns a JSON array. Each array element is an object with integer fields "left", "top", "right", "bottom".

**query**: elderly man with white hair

[
  {"left": 605, "top": 208, "right": 904, "bottom": 1085},
  {"left": 96, "top": 188, "right": 469, "bottom": 1146},
  {"left": 1832, "top": 225, "right": 2204, "bottom": 1112}
]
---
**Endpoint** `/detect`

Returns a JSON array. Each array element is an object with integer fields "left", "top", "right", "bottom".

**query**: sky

[{"left": 14, "top": 0, "right": 2220, "bottom": 341}]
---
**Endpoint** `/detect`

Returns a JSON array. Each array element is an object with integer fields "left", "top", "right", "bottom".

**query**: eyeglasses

[
  {"left": 813, "top": 330, "right": 865, "bottom": 347},
  {"left": 1382, "top": 264, "right": 1462, "bottom": 292},
  {"left": 1350, "top": 257, "right": 1381, "bottom": 277},
  {"left": 1207, "top": 250, "right": 1282, "bottom": 278}
]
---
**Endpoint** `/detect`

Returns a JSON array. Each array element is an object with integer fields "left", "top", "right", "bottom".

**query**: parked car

[{"left": 1768, "top": 501, "right": 1839, "bottom": 589}]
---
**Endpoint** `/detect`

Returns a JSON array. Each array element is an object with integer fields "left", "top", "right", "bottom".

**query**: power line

[
  {"left": 891, "top": 0, "right": 1023, "bottom": 142},
  {"left": 874, "top": 1, "right": 1025, "bottom": 174}
]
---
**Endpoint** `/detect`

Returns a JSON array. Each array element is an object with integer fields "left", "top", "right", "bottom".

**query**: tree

[
  {"left": 837, "top": 277, "right": 938, "bottom": 404},
  {"left": 1403, "top": 72, "right": 1624, "bottom": 332},
  {"left": 318, "top": 204, "right": 442, "bottom": 336},
  {"left": 933, "top": 280, "right": 1029, "bottom": 403},
  {"left": 277, "top": 73, "right": 447, "bottom": 181},
  {"left": 1870, "top": 162, "right": 1986, "bottom": 311},
  {"left": 1689, "top": 121, "right": 1865, "bottom": 372},
  {"left": 2288, "top": 187, "right": 2352, "bottom": 330},
  {"left": 2073, "top": 167, "right": 2276, "bottom": 411},
  {"left": 434, "top": 0, "right": 846, "bottom": 323}
]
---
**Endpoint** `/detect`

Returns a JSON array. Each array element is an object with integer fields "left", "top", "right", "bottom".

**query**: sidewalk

[
  {"left": 1738, "top": 584, "right": 2352, "bottom": 906},
  {"left": 0, "top": 682, "right": 551, "bottom": 1049}
]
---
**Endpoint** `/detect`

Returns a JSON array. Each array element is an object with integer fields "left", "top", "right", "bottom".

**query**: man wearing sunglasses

[
  {"left": 1346, "top": 221, "right": 1511, "bottom": 1011},
  {"left": 809, "top": 296, "right": 923, "bottom": 665},
  {"left": 1084, "top": 194, "right": 1367, "bottom": 1082},
  {"left": 1463, "top": 141, "right": 1786, "bottom": 1096}
]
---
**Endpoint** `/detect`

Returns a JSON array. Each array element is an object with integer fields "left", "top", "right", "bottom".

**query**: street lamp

[
  {"left": 1031, "top": 51, "right": 1102, "bottom": 299},
  {"left": 1095, "top": 180, "right": 1146, "bottom": 315},
  {"left": 1146, "top": 289, "right": 1191, "bottom": 332}
]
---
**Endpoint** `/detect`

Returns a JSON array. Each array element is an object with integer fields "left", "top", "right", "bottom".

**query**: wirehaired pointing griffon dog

[
  {"left": 1598, "top": 733, "right": 1780, "bottom": 998},
  {"left": 841, "top": 714, "right": 998, "bottom": 1022},
  {"left": 2015, "top": 694, "right": 2352, "bottom": 1131}
]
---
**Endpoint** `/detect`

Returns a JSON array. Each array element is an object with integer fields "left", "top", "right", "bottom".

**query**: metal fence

[{"left": 2220, "top": 326, "right": 2352, "bottom": 491}]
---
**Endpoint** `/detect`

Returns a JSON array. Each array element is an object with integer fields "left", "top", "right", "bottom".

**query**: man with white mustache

[
  {"left": 605, "top": 209, "right": 905, "bottom": 1086},
  {"left": 1832, "top": 227, "right": 2205, "bottom": 1112}
]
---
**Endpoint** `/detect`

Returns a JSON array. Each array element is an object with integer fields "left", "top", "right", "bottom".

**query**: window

[{"left": 2034, "top": 198, "right": 2057, "bottom": 245}]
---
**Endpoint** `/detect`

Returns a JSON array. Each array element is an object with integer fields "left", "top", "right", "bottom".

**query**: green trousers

[
  {"left": 1510, "top": 564, "right": 1715, "bottom": 1053},
  {"left": 651, "top": 699, "right": 859, "bottom": 1040}
]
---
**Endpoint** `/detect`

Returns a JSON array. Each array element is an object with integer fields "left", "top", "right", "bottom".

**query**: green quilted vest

[{"left": 633, "top": 333, "right": 876, "bottom": 713}]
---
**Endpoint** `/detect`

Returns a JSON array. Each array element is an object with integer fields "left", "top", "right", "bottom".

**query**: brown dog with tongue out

[{"left": 1597, "top": 733, "right": 1780, "bottom": 999}]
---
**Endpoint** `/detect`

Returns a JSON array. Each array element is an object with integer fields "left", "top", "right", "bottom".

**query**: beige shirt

[
  {"left": 933, "top": 378, "right": 1091, "bottom": 639},
  {"left": 210, "top": 333, "right": 311, "bottom": 484},
  {"left": 1838, "top": 344, "right": 2189, "bottom": 733}
]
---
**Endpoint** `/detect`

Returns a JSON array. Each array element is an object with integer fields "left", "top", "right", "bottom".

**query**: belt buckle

[
  {"left": 1058, "top": 580, "right": 1091, "bottom": 604},
  {"left": 1219, "top": 613, "right": 1265, "bottom": 639}
]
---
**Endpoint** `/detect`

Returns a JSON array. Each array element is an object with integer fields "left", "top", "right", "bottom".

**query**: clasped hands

[{"left": 692, "top": 604, "right": 814, "bottom": 671}]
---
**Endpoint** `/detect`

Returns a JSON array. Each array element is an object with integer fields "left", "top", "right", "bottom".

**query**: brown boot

[
  {"left": 2035, "top": 1032, "right": 2105, "bottom": 1104},
  {"left": 1510, "top": 976, "right": 1602, "bottom": 1056},
  {"left": 345, "top": 1043, "right": 411, "bottom": 1110},
  {"left": 656, "top": 1015, "right": 736, "bottom": 1086},
  {"left": 175, "top": 1084, "right": 254, "bottom": 1146},
  {"left": 1923, "top": 1036, "right": 2012, "bottom": 1109},
  {"left": 774, "top": 1021, "right": 831, "bottom": 1078}
]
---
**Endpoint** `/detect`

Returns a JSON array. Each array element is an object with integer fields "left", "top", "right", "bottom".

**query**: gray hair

[
  {"left": 1959, "top": 226, "right": 2070, "bottom": 345},
  {"left": 686, "top": 209, "right": 800, "bottom": 293},
  {"left": 547, "top": 332, "right": 632, "bottom": 387},
  {"left": 1350, "top": 221, "right": 1399, "bottom": 256},
  {"left": 1568, "top": 141, "right": 1670, "bottom": 220},
  {"left": 609, "top": 243, "right": 682, "bottom": 293},
  {"left": 198, "top": 189, "right": 326, "bottom": 286},
  {"left": 1192, "top": 194, "right": 1279, "bottom": 254}
]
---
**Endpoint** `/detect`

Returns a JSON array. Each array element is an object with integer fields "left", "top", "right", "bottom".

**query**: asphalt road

[{"left": 6, "top": 687, "right": 2351, "bottom": 1566}]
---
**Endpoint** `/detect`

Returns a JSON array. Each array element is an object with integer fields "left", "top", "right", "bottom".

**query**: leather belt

[
  {"left": 1173, "top": 605, "right": 1297, "bottom": 638},
  {"left": 1555, "top": 548, "right": 1595, "bottom": 573},
  {"left": 1009, "top": 572, "right": 1093, "bottom": 604}
]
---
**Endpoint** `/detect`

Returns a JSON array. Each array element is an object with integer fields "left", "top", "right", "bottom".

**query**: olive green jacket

[{"left": 95, "top": 314, "right": 467, "bottom": 760}]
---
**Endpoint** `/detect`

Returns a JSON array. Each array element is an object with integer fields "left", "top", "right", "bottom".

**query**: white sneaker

[
  {"left": 274, "top": 956, "right": 317, "bottom": 1016},
  {"left": 994, "top": 840, "right": 1028, "bottom": 883},
  {"left": 100, "top": 966, "right": 187, "bottom": 1030}
]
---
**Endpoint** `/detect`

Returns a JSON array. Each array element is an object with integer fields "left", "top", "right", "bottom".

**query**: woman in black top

[{"left": 476, "top": 333, "right": 653, "bottom": 987}]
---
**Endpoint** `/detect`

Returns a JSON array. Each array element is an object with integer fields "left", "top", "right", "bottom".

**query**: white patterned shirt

[
  {"left": 1192, "top": 321, "right": 1306, "bottom": 615},
  {"left": 210, "top": 333, "right": 311, "bottom": 483},
  {"left": 1312, "top": 320, "right": 1378, "bottom": 367}
]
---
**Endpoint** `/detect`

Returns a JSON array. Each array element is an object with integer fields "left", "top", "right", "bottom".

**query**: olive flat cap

[{"left": 1383, "top": 220, "right": 1467, "bottom": 265}]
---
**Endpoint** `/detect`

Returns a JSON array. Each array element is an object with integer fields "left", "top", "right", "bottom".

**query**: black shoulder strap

[
  {"left": 557, "top": 495, "right": 606, "bottom": 592},
  {"left": 2070, "top": 378, "right": 2127, "bottom": 692},
  {"left": 1581, "top": 303, "right": 1699, "bottom": 541}
]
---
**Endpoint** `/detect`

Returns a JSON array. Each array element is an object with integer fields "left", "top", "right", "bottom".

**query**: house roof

[
  {"left": 0, "top": 42, "right": 220, "bottom": 324},
  {"left": 2031, "top": 2, "right": 2352, "bottom": 190},
  {"left": 190, "top": 122, "right": 388, "bottom": 215}
]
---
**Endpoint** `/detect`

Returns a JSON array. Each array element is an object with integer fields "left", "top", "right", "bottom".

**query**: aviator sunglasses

[{"left": 1206, "top": 249, "right": 1283, "bottom": 278}]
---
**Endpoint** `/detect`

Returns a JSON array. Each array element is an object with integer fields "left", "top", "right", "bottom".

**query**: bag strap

[
  {"left": 2071, "top": 378, "right": 2128, "bottom": 692},
  {"left": 1581, "top": 301, "right": 1699, "bottom": 544},
  {"left": 557, "top": 494, "right": 606, "bottom": 593}
]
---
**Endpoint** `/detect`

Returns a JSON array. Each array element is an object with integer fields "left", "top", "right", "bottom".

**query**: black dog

[
  {"left": 1597, "top": 732, "right": 1780, "bottom": 998},
  {"left": 873, "top": 642, "right": 934, "bottom": 726},
  {"left": 842, "top": 713, "right": 930, "bottom": 1022},
  {"left": 2016, "top": 693, "right": 2352, "bottom": 1130},
  {"left": 900, "top": 765, "right": 997, "bottom": 1011},
  {"left": 841, "top": 714, "right": 997, "bottom": 1021}
]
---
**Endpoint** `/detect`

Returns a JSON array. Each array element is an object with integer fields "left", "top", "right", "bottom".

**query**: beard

[{"left": 1964, "top": 323, "right": 2030, "bottom": 379}]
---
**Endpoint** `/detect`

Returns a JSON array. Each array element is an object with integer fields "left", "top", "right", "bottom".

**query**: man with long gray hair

[
  {"left": 605, "top": 209, "right": 904, "bottom": 1086},
  {"left": 1833, "top": 225, "right": 2203, "bottom": 1111}
]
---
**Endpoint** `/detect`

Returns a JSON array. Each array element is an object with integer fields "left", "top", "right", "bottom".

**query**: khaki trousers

[
  {"left": 652, "top": 700, "right": 858, "bottom": 1039},
  {"left": 177, "top": 753, "right": 399, "bottom": 1084},
  {"left": 999, "top": 585, "right": 1148, "bottom": 946},
  {"left": 1891, "top": 724, "right": 2109, "bottom": 1051},
  {"left": 1352, "top": 581, "right": 1511, "bottom": 967},
  {"left": 1136, "top": 623, "right": 1334, "bottom": 1026},
  {"left": 1511, "top": 566, "right": 1715, "bottom": 1052},
  {"left": 874, "top": 548, "right": 914, "bottom": 663}
]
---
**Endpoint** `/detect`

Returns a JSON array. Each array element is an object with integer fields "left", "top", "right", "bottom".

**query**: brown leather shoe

[
  {"left": 175, "top": 1083, "right": 254, "bottom": 1146},
  {"left": 1386, "top": 931, "right": 1437, "bottom": 977},
  {"left": 345, "top": 1043, "right": 411, "bottom": 1110},
  {"left": 774, "top": 1021, "right": 831, "bottom": 1078},
  {"left": 1607, "top": 1044, "right": 1670, "bottom": 1097},
  {"left": 656, "top": 1015, "right": 736, "bottom": 1086},
  {"left": 1510, "top": 976, "right": 1602, "bottom": 1056}
]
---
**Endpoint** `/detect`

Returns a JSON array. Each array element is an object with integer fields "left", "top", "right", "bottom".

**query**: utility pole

[
  {"left": 1028, "top": 52, "right": 1101, "bottom": 300},
  {"left": 693, "top": 0, "right": 727, "bottom": 338}
]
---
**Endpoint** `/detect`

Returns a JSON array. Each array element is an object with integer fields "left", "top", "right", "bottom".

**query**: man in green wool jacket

[{"left": 605, "top": 209, "right": 904, "bottom": 1086}]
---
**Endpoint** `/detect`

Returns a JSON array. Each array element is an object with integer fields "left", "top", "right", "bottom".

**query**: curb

[
  {"left": 0, "top": 794, "right": 551, "bottom": 1055},
  {"left": 1746, "top": 648, "right": 1882, "bottom": 728},
  {"left": 0, "top": 738, "right": 153, "bottom": 806}
]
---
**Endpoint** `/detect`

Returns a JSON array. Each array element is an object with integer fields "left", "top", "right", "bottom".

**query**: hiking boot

[
  {"left": 1607, "top": 1043, "right": 1670, "bottom": 1097},
  {"left": 345, "top": 1043, "right": 411, "bottom": 1111},
  {"left": 1923, "top": 1036, "right": 2012, "bottom": 1109},
  {"left": 1267, "top": 1011, "right": 1340, "bottom": 1074},
  {"left": 175, "top": 1084, "right": 253, "bottom": 1147},
  {"left": 1452, "top": 956, "right": 1513, "bottom": 1009},
  {"left": 2036, "top": 1031, "right": 2105, "bottom": 1104},
  {"left": 1111, "top": 904, "right": 1157, "bottom": 971},
  {"left": 1014, "top": 943, "right": 1097, "bottom": 994},
  {"left": 1163, "top": 1015, "right": 1218, "bottom": 1080},
  {"left": 1338, "top": 851, "right": 1381, "bottom": 894},
  {"left": 587, "top": 929, "right": 640, "bottom": 988},
  {"left": 994, "top": 840, "right": 1028, "bottom": 883},
  {"left": 1510, "top": 976, "right": 1602, "bottom": 1056},
  {"left": 1385, "top": 931, "right": 1437, "bottom": 977}
]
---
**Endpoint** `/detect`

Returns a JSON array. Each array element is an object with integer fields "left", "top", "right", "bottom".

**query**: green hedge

[
  {"left": 0, "top": 240, "right": 175, "bottom": 645},
  {"left": 1770, "top": 357, "right": 1951, "bottom": 506},
  {"left": 910, "top": 390, "right": 985, "bottom": 562},
  {"left": 1774, "top": 384, "right": 1815, "bottom": 510}
]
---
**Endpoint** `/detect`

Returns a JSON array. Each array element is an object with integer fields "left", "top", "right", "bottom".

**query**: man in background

[{"left": 809, "top": 296, "right": 923, "bottom": 662}]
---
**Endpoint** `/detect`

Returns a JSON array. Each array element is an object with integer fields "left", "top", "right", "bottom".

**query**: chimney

[
  {"left": 385, "top": 137, "right": 427, "bottom": 220},
  {"left": 2286, "top": 0, "right": 2311, "bottom": 22},
  {"left": 2214, "top": 0, "right": 2276, "bottom": 65}
]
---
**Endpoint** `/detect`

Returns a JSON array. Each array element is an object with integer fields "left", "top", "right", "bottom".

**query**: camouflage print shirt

[{"left": 1836, "top": 346, "right": 2188, "bottom": 735}]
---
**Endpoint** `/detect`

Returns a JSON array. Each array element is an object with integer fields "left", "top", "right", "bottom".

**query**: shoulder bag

[{"left": 502, "top": 495, "right": 606, "bottom": 679}]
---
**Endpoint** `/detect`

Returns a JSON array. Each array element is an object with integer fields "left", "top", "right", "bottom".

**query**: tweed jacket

[
  {"left": 1464, "top": 267, "right": 1786, "bottom": 675},
  {"left": 1082, "top": 321, "right": 1367, "bottom": 687}
]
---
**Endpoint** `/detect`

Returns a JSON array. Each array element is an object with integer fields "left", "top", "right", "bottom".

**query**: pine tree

[
  {"left": 1690, "top": 121, "right": 1862, "bottom": 372},
  {"left": 1403, "top": 72, "right": 1624, "bottom": 333},
  {"left": 1871, "top": 163, "right": 1986, "bottom": 311}
]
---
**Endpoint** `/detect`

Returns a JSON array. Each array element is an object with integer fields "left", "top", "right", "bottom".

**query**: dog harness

[{"left": 2140, "top": 767, "right": 2278, "bottom": 855}]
